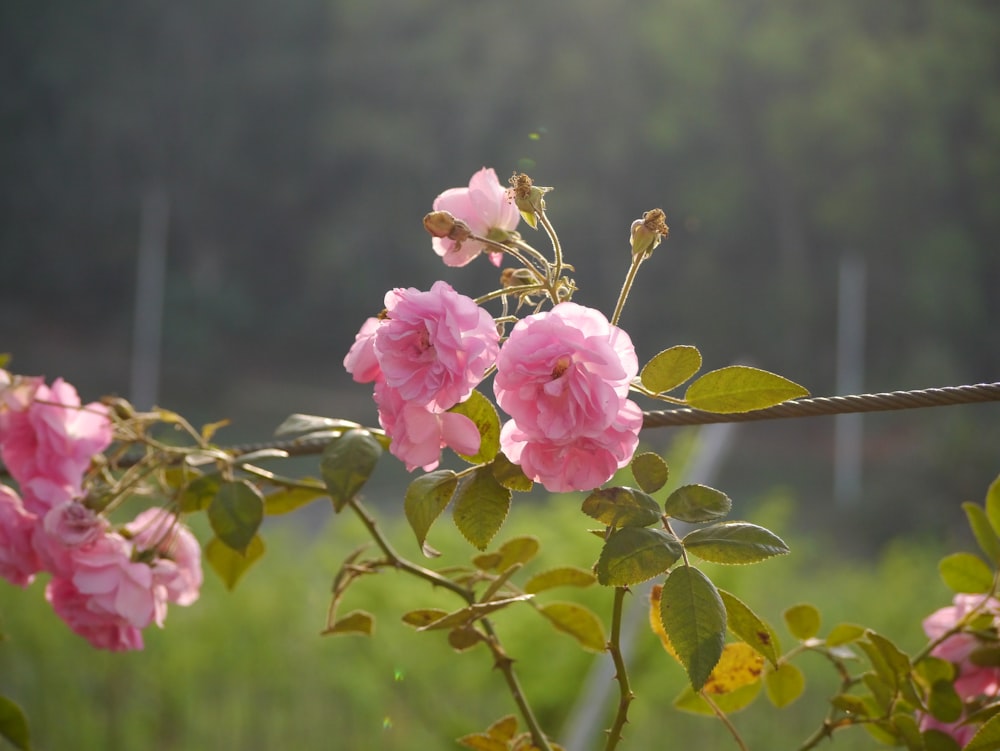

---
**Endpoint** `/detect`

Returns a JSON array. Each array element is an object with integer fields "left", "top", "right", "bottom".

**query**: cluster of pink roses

[
  {"left": 0, "top": 371, "right": 201, "bottom": 651},
  {"left": 344, "top": 168, "right": 643, "bottom": 492},
  {"left": 919, "top": 593, "right": 1000, "bottom": 745}
]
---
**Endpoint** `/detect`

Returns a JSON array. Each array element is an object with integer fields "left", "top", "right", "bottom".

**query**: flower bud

[
  {"left": 508, "top": 173, "right": 552, "bottom": 223},
  {"left": 424, "top": 210, "right": 456, "bottom": 238},
  {"left": 629, "top": 209, "right": 669, "bottom": 259},
  {"left": 500, "top": 267, "right": 536, "bottom": 288}
]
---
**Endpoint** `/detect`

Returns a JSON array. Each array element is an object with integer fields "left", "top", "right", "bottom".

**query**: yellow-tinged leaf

[
  {"left": 486, "top": 715, "right": 518, "bottom": 741},
  {"left": 673, "top": 680, "right": 762, "bottom": 715},
  {"left": 765, "top": 662, "right": 805, "bottom": 707},
  {"left": 322, "top": 610, "right": 374, "bottom": 636},
  {"left": 401, "top": 609, "right": 449, "bottom": 628},
  {"left": 205, "top": 534, "right": 266, "bottom": 590},
  {"left": 539, "top": 602, "right": 606, "bottom": 652},
  {"left": 701, "top": 642, "right": 765, "bottom": 695},
  {"left": 640, "top": 345, "right": 703, "bottom": 394},
  {"left": 685, "top": 365, "right": 809, "bottom": 414},
  {"left": 201, "top": 418, "right": 231, "bottom": 441},
  {"left": 524, "top": 567, "right": 596, "bottom": 594},
  {"left": 457, "top": 733, "right": 508, "bottom": 751}
]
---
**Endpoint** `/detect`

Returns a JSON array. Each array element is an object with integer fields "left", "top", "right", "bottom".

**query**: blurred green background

[{"left": 2, "top": 0, "right": 999, "bottom": 747}]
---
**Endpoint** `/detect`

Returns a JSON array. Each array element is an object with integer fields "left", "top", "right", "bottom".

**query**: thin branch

[{"left": 603, "top": 586, "right": 635, "bottom": 751}]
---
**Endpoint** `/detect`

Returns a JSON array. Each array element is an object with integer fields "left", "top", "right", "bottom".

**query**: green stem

[
  {"left": 701, "top": 691, "right": 750, "bottom": 751},
  {"left": 610, "top": 253, "right": 645, "bottom": 327},
  {"left": 604, "top": 586, "right": 635, "bottom": 751}
]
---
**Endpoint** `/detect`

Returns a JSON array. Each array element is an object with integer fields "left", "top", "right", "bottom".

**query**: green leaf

[
  {"left": 939, "top": 552, "right": 994, "bottom": 594},
  {"left": 765, "top": 662, "right": 805, "bottom": 708},
  {"left": 631, "top": 452, "right": 670, "bottom": 494},
  {"left": 263, "top": 483, "right": 328, "bottom": 515},
  {"left": 489, "top": 452, "right": 533, "bottom": 492},
  {"left": 320, "top": 429, "right": 383, "bottom": 511},
  {"left": 539, "top": 602, "right": 606, "bottom": 652},
  {"left": 865, "top": 630, "right": 912, "bottom": 681},
  {"left": 274, "top": 413, "right": 362, "bottom": 437},
  {"left": 452, "top": 467, "right": 512, "bottom": 550},
  {"left": 457, "top": 733, "right": 508, "bottom": 751},
  {"left": 967, "top": 501, "right": 1000, "bottom": 566},
  {"left": 784, "top": 603, "right": 821, "bottom": 640},
  {"left": 0, "top": 695, "right": 31, "bottom": 750},
  {"left": 401, "top": 609, "right": 449, "bottom": 629},
  {"left": 449, "top": 390, "right": 501, "bottom": 464},
  {"left": 403, "top": 470, "right": 458, "bottom": 558},
  {"left": 986, "top": 474, "right": 1000, "bottom": 538},
  {"left": 448, "top": 626, "right": 485, "bottom": 652},
  {"left": 660, "top": 565, "right": 727, "bottom": 691},
  {"left": 966, "top": 711, "right": 1000, "bottom": 751},
  {"left": 893, "top": 712, "right": 924, "bottom": 751},
  {"left": 322, "top": 610, "right": 374, "bottom": 636},
  {"left": 826, "top": 622, "right": 866, "bottom": 646},
  {"left": 924, "top": 729, "right": 963, "bottom": 751},
  {"left": 719, "top": 589, "right": 781, "bottom": 667},
  {"left": 831, "top": 693, "right": 870, "bottom": 717},
  {"left": 927, "top": 679, "right": 963, "bottom": 723},
  {"left": 524, "top": 567, "right": 597, "bottom": 594},
  {"left": 684, "top": 365, "right": 809, "bottom": 414},
  {"left": 596, "top": 527, "right": 683, "bottom": 586},
  {"left": 417, "top": 595, "right": 533, "bottom": 632},
  {"left": 177, "top": 473, "right": 221, "bottom": 513},
  {"left": 476, "top": 536, "right": 540, "bottom": 572},
  {"left": 673, "top": 680, "right": 762, "bottom": 715},
  {"left": 206, "top": 534, "right": 266, "bottom": 590},
  {"left": 663, "top": 484, "right": 732, "bottom": 523},
  {"left": 582, "top": 487, "right": 662, "bottom": 528},
  {"left": 640, "top": 345, "right": 703, "bottom": 394},
  {"left": 207, "top": 480, "right": 264, "bottom": 553},
  {"left": 682, "top": 522, "right": 789, "bottom": 565}
]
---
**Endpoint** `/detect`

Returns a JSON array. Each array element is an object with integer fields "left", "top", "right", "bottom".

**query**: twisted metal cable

[{"left": 641, "top": 382, "right": 1000, "bottom": 429}]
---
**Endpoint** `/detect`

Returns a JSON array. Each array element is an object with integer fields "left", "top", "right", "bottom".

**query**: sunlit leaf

[
  {"left": 274, "top": 413, "right": 362, "bottom": 437},
  {"left": 401, "top": 609, "right": 449, "bottom": 629},
  {"left": 206, "top": 534, "right": 265, "bottom": 590},
  {"left": 476, "top": 536, "right": 540, "bottom": 572},
  {"left": 765, "top": 662, "right": 805, "bottom": 708},
  {"left": 719, "top": 589, "right": 780, "bottom": 668},
  {"left": 965, "top": 502, "right": 1000, "bottom": 566},
  {"left": 448, "top": 626, "right": 485, "bottom": 652},
  {"left": 831, "top": 693, "right": 870, "bottom": 717},
  {"left": 649, "top": 584, "right": 680, "bottom": 661},
  {"left": 701, "top": 642, "right": 765, "bottom": 695},
  {"left": 965, "top": 711, "right": 1000, "bottom": 751},
  {"left": 682, "top": 522, "right": 789, "bottom": 565},
  {"left": 894, "top": 712, "right": 924, "bottom": 751},
  {"left": 826, "top": 622, "right": 866, "bottom": 646},
  {"left": 322, "top": 610, "right": 374, "bottom": 636},
  {"left": 939, "top": 552, "right": 994, "bottom": 594},
  {"left": 263, "top": 484, "right": 329, "bottom": 515},
  {"left": 582, "top": 487, "right": 661, "bottom": 528},
  {"left": 524, "top": 567, "right": 596, "bottom": 594},
  {"left": 417, "top": 595, "right": 533, "bottom": 632},
  {"left": 784, "top": 603, "right": 821, "bottom": 641},
  {"left": 403, "top": 470, "right": 458, "bottom": 558},
  {"left": 452, "top": 467, "right": 511, "bottom": 551},
  {"left": 539, "top": 602, "right": 606, "bottom": 652},
  {"left": 457, "top": 733, "right": 508, "bottom": 751},
  {"left": 0, "top": 695, "right": 31, "bottom": 750},
  {"left": 490, "top": 452, "right": 533, "bottom": 492},
  {"left": 320, "top": 429, "right": 383, "bottom": 511},
  {"left": 684, "top": 365, "right": 808, "bottom": 414},
  {"left": 596, "top": 527, "right": 682, "bottom": 586},
  {"left": 200, "top": 418, "right": 230, "bottom": 442},
  {"left": 640, "top": 345, "right": 703, "bottom": 394},
  {"left": 986, "top": 474, "right": 1000, "bottom": 538},
  {"left": 663, "top": 484, "right": 732, "bottom": 523},
  {"left": 673, "top": 680, "right": 762, "bottom": 715},
  {"left": 485, "top": 715, "right": 518, "bottom": 742},
  {"left": 207, "top": 480, "right": 264, "bottom": 553},
  {"left": 631, "top": 451, "right": 670, "bottom": 494},
  {"left": 450, "top": 390, "right": 501, "bottom": 464},
  {"left": 660, "top": 565, "right": 726, "bottom": 690}
]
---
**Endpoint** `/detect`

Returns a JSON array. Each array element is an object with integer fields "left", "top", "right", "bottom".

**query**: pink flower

[
  {"left": 0, "top": 377, "right": 112, "bottom": 513},
  {"left": 126, "top": 508, "right": 202, "bottom": 607},
  {"left": 0, "top": 484, "right": 42, "bottom": 587},
  {"left": 431, "top": 167, "right": 520, "bottom": 267},
  {"left": 46, "top": 576, "right": 144, "bottom": 651},
  {"left": 33, "top": 501, "right": 110, "bottom": 577},
  {"left": 375, "top": 281, "right": 499, "bottom": 411},
  {"left": 493, "top": 302, "right": 642, "bottom": 491},
  {"left": 374, "top": 381, "right": 480, "bottom": 471},
  {"left": 344, "top": 316, "right": 385, "bottom": 384}
]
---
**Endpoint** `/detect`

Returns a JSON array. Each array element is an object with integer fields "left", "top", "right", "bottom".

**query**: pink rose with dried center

[
  {"left": 431, "top": 167, "right": 520, "bottom": 267},
  {"left": 127, "top": 508, "right": 203, "bottom": 607}
]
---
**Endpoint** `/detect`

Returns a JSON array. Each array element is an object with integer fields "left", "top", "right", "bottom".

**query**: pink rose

[
  {"left": 375, "top": 281, "right": 499, "bottom": 411},
  {"left": 374, "top": 381, "right": 481, "bottom": 471},
  {"left": 127, "top": 508, "right": 202, "bottom": 607},
  {"left": 46, "top": 576, "right": 144, "bottom": 651},
  {"left": 0, "top": 484, "right": 42, "bottom": 587},
  {"left": 431, "top": 167, "right": 520, "bottom": 267},
  {"left": 0, "top": 377, "right": 113, "bottom": 512},
  {"left": 493, "top": 303, "right": 642, "bottom": 491},
  {"left": 343, "top": 316, "right": 385, "bottom": 384},
  {"left": 33, "top": 501, "right": 109, "bottom": 577}
]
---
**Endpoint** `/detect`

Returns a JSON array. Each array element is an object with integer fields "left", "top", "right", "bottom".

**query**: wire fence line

[{"left": 641, "top": 381, "right": 1000, "bottom": 430}]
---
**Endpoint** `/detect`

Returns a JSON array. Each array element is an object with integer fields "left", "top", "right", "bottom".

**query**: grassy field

[{"left": 0, "top": 488, "right": 958, "bottom": 751}]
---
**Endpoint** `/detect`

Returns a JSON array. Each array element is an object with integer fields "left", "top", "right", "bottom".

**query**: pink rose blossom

[
  {"left": 127, "top": 508, "right": 203, "bottom": 607},
  {"left": 0, "top": 377, "right": 113, "bottom": 512},
  {"left": 431, "top": 167, "right": 520, "bottom": 267},
  {"left": 0, "top": 484, "right": 42, "bottom": 587},
  {"left": 46, "top": 576, "right": 144, "bottom": 651},
  {"left": 33, "top": 501, "right": 110, "bottom": 577},
  {"left": 374, "top": 381, "right": 480, "bottom": 471},
  {"left": 375, "top": 281, "right": 499, "bottom": 411},
  {"left": 343, "top": 316, "right": 384, "bottom": 384},
  {"left": 493, "top": 302, "right": 642, "bottom": 491}
]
